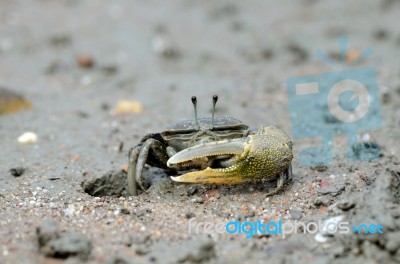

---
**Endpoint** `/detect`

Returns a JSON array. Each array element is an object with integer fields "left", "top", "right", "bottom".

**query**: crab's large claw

[{"left": 168, "top": 126, "right": 293, "bottom": 184}]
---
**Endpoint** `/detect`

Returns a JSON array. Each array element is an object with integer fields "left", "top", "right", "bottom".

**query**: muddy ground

[{"left": 1, "top": 0, "right": 400, "bottom": 263}]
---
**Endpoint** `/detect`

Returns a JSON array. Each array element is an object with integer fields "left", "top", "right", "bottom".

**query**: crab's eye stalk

[
  {"left": 210, "top": 95, "right": 218, "bottom": 130},
  {"left": 191, "top": 96, "right": 200, "bottom": 130}
]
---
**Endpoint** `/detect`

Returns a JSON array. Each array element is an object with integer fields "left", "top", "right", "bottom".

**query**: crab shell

[{"left": 160, "top": 117, "right": 250, "bottom": 150}]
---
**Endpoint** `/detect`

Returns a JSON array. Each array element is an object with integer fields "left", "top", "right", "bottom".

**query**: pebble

[
  {"left": 315, "top": 233, "right": 329, "bottom": 243},
  {"left": 318, "top": 184, "right": 345, "bottom": 197},
  {"left": 186, "top": 212, "right": 196, "bottom": 219},
  {"left": 17, "top": 132, "right": 37, "bottom": 144},
  {"left": 336, "top": 200, "right": 355, "bottom": 211},
  {"left": 120, "top": 208, "right": 130, "bottom": 215},
  {"left": 345, "top": 49, "right": 362, "bottom": 63},
  {"left": 64, "top": 205, "right": 76, "bottom": 217},
  {"left": 352, "top": 140, "right": 381, "bottom": 160},
  {"left": 111, "top": 100, "right": 143, "bottom": 115},
  {"left": 192, "top": 196, "right": 204, "bottom": 204},
  {"left": 10, "top": 167, "right": 25, "bottom": 177},
  {"left": 187, "top": 186, "right": 201, "bottom": 196},
  {"left": 205, "top": 189, "right": 220, "bottom": 200},
  {"left": 76, "top": 54, "right": 94, "bottom": 68},
  {"left": 380, "top": 86, "right": 390, "bottom": 104}
]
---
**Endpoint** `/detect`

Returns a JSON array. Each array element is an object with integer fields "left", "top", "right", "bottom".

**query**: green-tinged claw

[{"left": 168, "top": 126, "right": 293, "bottom": 184}]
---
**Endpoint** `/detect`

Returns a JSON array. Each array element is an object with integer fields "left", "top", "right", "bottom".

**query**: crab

[{"left": 128, "top": 95, "right": 293, "bottom": 196}]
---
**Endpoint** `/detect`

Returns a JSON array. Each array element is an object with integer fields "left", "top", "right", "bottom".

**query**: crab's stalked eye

[
  {"left": 191, "top": 96, "right": 200, "bottom": 130},
  {"left": 210, "top": 95, "right": 218, "bottom": 130}
]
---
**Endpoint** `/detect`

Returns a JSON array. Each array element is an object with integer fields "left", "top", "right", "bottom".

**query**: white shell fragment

[{"left": 17, "top": 132, "right": 38, "bottom": 144}]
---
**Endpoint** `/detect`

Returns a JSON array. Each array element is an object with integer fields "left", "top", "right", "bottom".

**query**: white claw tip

[{"left": 170, "top": 176, "right": 180, "bottom": 182}]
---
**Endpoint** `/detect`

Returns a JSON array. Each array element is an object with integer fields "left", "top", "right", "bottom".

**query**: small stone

[
  {"left": 17, "top": 132, "right": 37, "bottom": 144},
  {"left": 120, "top": 208, "right": 130, "bottom": 215},
  {"left": 314, "top": 233, "right": 329, "bottom": 243},
  {"left": 345, "top": 49, "right": 362, "bottom": 64},
  {"left": 64, "top": 205, "right": 76, "bottom": 217},
  {"left": 244, "top": 210, "right": 256, "bottom": 218},
  {"left": 36, "top": 219, "right": 60, "bottom": 248},
  {"left": 76, "top": 54, "right": 94, "bottom": 68},
  {"left": 185, "top": 212, "right": 195, "bottom": 219},
  {"left": 204, "top": 189, "right": 220, "bottom": 201},
  {"left": 44, "top": 232, "right": 92, "bottom": 259},
  {"left": 314, "top": 196, "right": 331, "bottom": 207},
  {"left": 319, "top": 180, "right": 330, "bottom": 188},
  {"left": 10, "top": 167, "right": 25, "bottom": 177},
  {"left": 336, "top": 200, "right": 355, "bottom": 211},
  {"left": 318, "top": 184, "right": 345, "bottom": 197},
  {"left": 310, "top": 166, "right": 328, "bottom": 172},
  {"left": 187, "top": 186, "right": 200, "bottom": 196},
  {"left": 352, "top": 140, "right": 381, "bottom": 160},
  {"left": 193, "top": 196, "right": 204, "bottom": 204},
  {"left": 111, "top": 100, "right": 143, "bottom": 115}
]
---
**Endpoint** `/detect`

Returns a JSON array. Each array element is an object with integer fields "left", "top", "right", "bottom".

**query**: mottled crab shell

[
  {"left": 161, "top": 117, "right": 249, "bottom": 150},
  {"left": 165, "top": 117, "right": 248, "bottom": 132}
]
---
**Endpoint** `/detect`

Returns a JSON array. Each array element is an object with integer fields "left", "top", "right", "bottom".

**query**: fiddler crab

[{"left": 128, "top": 95, "right": 293, "bottom": 196}]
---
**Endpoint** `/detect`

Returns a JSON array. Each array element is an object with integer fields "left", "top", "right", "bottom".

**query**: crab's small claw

[{"left": 168, "top": 126, "right": 293, "bottom": 184}]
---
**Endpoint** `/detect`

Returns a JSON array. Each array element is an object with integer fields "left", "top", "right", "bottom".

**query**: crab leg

[
  {"left": 128, "top": 139, "right": 170, "bottom": 196},
  {"left": 128, "top": 144, "right": 142, "bottom": 196}
]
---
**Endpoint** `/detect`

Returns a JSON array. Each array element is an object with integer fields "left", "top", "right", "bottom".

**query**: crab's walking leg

[
  {"left": 265, "top": 165, "right": 292, "bottom": 196},
  {"left": 128, "top": 144, "right": 142, "bottom": 196},
  {"left": 128, "top": 139, "right": 170, "bottom": 196}
]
